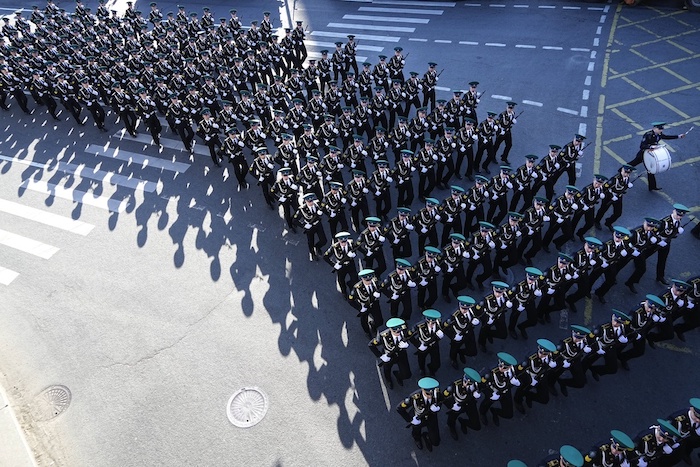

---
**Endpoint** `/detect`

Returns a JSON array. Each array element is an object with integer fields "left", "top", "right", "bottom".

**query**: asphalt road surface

[{"left": 0, "top": 0, "right": 699, "bottom": 466}]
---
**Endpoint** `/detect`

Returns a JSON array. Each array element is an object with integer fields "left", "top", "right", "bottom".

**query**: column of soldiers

[{"left": 389, "top": 273, "right": 698, "bottom": 452}]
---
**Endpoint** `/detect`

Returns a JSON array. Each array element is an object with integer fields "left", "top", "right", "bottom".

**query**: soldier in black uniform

[
  {"left": 356, "top": 216, "right": 387, "bottom": 277},
  {"left": 415, "top": 246, "right": 442, "bottom": 311},
  {"left": 197, "top": 108, "right": 224, "bottom": 166},
  {"left": 369, "top": 159, "right": 393, "bottom": 221},
  {"left": 479, "top": 352, "right": 520, "bottom": 427},
  {"left": 0, "top": 66, "right": 31, "bottom": 114},
  {"left": 564, "top": 236, "right": 603, "bottom": 313},
  {"left": 594, "top": 164, "right": 635, "bottom": 231},
  {"left": 593, "top": 226, "right": 634, "bottom": 304},
  {"left": 537, "top": 253, "right": 576, "bottom": 323},
  {"left": 463, "top": 175, "right": 489, "bottom": 234},
  {"left": 411, "top": 309, "right": 444, "bottom": 377},
  {"left": 513, "top": 339, "right": 558, "bottom": 411},
  {"left": 293, "top": 192, "right": 328, "bottom": 261},
  {"left": 532, "top": 144, "right": 562, "bottom": 202},
  {"left": 618, "top": 294, "right": 664, "bottom": 369},
  {"left": 29, "top": 70, "right": 60, "bottom": 120},
  {"left": 493, "top": 212, "right": 523, "bottom": 280},
  {"left": 654, "top": 203, "right": 689, "bottom": 285},
  {"left": 77, "top": 78, "right": 107, "bottom": 131},
  {"left": 221, "top": 127, "right": 248, "bottom": 189},
  {"left": 397, "top": 377, "right": 443, "bottom": 451},
  {"left": 456, "top": 117, "right": 479, "bottom": 181},
  {"left": 559, "top": 133, "right": 586, "bottom": 186},
  {"left": 323, "top": 231, "right": 359, "bottom": 301},
  {"left": 381, "top": 258, "right": 417, "bottom": 321},
  {"left": 634, "top": 419, "right": 682, "bottom": 467},
  {"left": 321, "top": 181, "right": 350, "bottom": 237},
  {"left": 346, "top": 169, "right": 370, "bottom": 232},
  {"left": 513, "top": 267, "right": 546, "bottom": 339},
  {"left": 647, "top": 279, "right": 690, "bottom": 347},
  {"left": 477, "top": 111, "right": 500, "bottom": 174},
  {"left": 422, "top": 62, "right": 438, "bottom": 111},
  {"left": 166, "top": 93, "right": 195, "bottom": 152},
  {"left": 386, "top": 207, "right": 414, "bottom": 260},
  {"left": 494, "top": 101, "right": 518, "bottom": 164},
  {"left": 486, "top": 165, "right": 514, "bottom": 226},
  {"left": 439, "top": 186, "right": 466, "bottom": 247},
  {"left": 627, "top": 121, "right": 686, "bottom": 191},
  {"left": 556, "top": 325, "right": 595, "bottom": 397},
  {"left": 466, "top": 221, "right": 496, "bottom": 291},
  {"left": 583, "top": 429, "right": 637, "bottom": 467},
  {"left": 442, "top": 367, "right": 483, "bottom": 440},
  {"left": 477, "top": 281, "right": 514, "bottom": 353},
  {"left": 434, "top": 127, "right": 456, "bottom": 189},
  {"left": 441, "top": 233, "right": 470, "bottom": 303},
  {"left": 415, "top": 197, "right": 441, "bottom": 256},
  {"left": 510, "top": 154, "right": 539, "bottom": 213},
  {"left": 588, "top": 310, "right": 632, "bottom": 379},
  {"left": 394, "top": 149, "right": 416, "bottom": 207},
  {"left": 668, "top": 398, "right": 700, "bottom": 464},
  {"left": 53, "top": 74, "right": 83, "bottom": 124},
  {"left": 369, "top": 316, "right": 412, "bottom": 389},
  {"left": 270, "top": 168, "right": 300, "bottom": 232},
  {"left": 415, "top": 138, "right": 437, "bottom": 201},
  {"left": 543, "top": 185, "right": 581, "bottom": 252},
  {"left": 518, "top": 196, "right": 550, "bottom": 266},
  {"left": 250, "top": 147, "right": 276, "bottom": 208}
]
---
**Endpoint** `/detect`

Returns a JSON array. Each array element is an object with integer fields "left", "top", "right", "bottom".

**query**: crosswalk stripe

[
  {"left": 311, "top": 30, "right": 400, "bottom": 43},
  {"left": 357, "top": 7, "right": 444, "bottom": 14},
  {"left": 327, "top": 22, "right": 415, "bottom": 33},
  {"left": 0, "top": 265, "right": 19, "bottom": 285},
  {"left": 305, "top": 39, "right": 384, "bottom": 52},
  {"left": 0, "top": 154, "right": 157, "bottom": 193},
  {"left": 87, "top": 143, "right": 191, "bottom": 173},
  {"left": 19, "top": 179, "right": 129, "bottom": 213},
  {"left": 371, "top": 0, "right": 455, "bottom": 6},
  {"left": 0, "top": 198, "right": 94, "bottom": 235},
  {"left": 342, "top": 14, "right": 430, "bottom": 24},
  {"left": 113, "top": 129, "right": 210, "bottom": 157},
  {"left": 307, "top": 51, "right": 368, "bottom": 63},
  {"left": 0, "top": 228, "right": 60, "bottom": 259}
]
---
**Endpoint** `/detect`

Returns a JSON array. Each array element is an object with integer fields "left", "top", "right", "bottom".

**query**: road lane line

[
  {"left": 342, "top": 14, "right": 430, "bottom": 24},
  {"left": 311, "top": 30, "right": 400, "bottom": 42},
  {"left": 0, "top": 265, "right": 19, "bottom": 285},
  {"left": 87, "top": 144, "right": 191, "bottom": 173},
  {"left": 326, "top": 22, "right": 415, "bottom": 33},
  {"left": 522, "top": 100, "right": 543, "bottom": 107},
  {"left": 358, "top": 7, "right": 444, "bottom": 14},
  {"left": 19, "top": 179, "right": 129, "bottom": 213},
  {"left": 0, "top": 198, "right": 94, "bottom": 235},
  {"left": 557, "top": 107, "right": 579, "bottom": 116},
  {"left": 0, "top": 229, "right": 59, "bottom": 259},
  {"left": 305, "top": 39, "right": 383, "bottom": 51}
]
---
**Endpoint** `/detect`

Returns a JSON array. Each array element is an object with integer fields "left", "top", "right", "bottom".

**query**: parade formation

[{"left": 0, "top": 3, "right": 697, "bottom": 465}]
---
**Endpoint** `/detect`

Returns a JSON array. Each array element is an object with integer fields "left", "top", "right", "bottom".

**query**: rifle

[
  {"left": 437, "top": 68, "right": 445, "bottom": 77},
  {"left": 514, "top": 109, "right": 525, "bottom": 119}
]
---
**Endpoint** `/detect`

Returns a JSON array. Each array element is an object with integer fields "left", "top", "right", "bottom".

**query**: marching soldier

[
  {"left": 463, "top": 175, "right": 490, "bottom": 234},
  {"left": 381, "top": 258, "right": 417, "bottom": 320},
  {"left": 494, "top": 101, "right": 518, "bottom": 164},
  {"left": 422, "top": 62, "right": 438, "bottom": 111},
  {"left": 542, "top": 185, "right": 581, "bottom": 252},
  {"left": 250, "top": 147, "right": 276, "bottom": 209},
  {"left": 513, "top": 339, "right": 558, "bottom": 412},
  {"left": 510, "top": 154, "right": 539, "bottom": 213},
  {"left": 441, "top": 233, "right": 470, "bottom": 303},
  {"left": 654, "top": 203, "right": 689, "bottom": 285},
  {"left": 294, "top": 193, "right": 328, "bottom": 261},
  {"left": 416, "top": 138, "right": 437, "bottom": 201},
  {"left": 565, "top": 236, "right": 603, "bottom": 313},
  {"left": 53, "top": 74, "right": 83, "bottom": 124},
  {"left": 539, "top": 446, "right": 585, "bottom": 467},
  {"left": 395, "top": 149, "right": 416, "bottom": 207},
  {"left": 297, "top": 125, "right": 321, "bottom": 167},
  {"left": 345, "top": 134, "right": 368, "bottom": 175},
  {"left": 387, "top": 46, "right": 406, "bottom": 82},
  {"left": 415, "top": 197, "right": 441, "bottom": 256},
  {"left": 439, "top": 186, "right": 467, "bottom": 247},
  {"left": 537, "top": 253, "right": 576, "bottom": 323},
  {"left": 434, "top": 127, "right": 456, "bottom": 189},
  {"left": 134, "top": 88, "right": 162, "bottom": 148},
  {"left": 411, "top": 309, "right": 444, "bottom": 377},
  {"left": 512, "top": 267, "right": 546, "bottom": 339},
  {"left": 390, "top": 117, "right": 410, "bottom": 166},
  {"left": 370, "top": 159, "right": 393, "bottom": 221},
  {"left": 556, "top": 325, "right": 595, "bottom": 397},
  {"left": 559, "top": 133, "right": 586, "bottom": 186},
  {"left": 532, "top": 144, "right": 562, "bottom": 202},
  {"left": 462, "top": 81, "right": 480, "bottom": 124},
  {"left": 369, "top": 316, "right": 412, "bottom": 389},
  {"left": 618, "top": 294, "right": 665, "bottom": 369},
  {"left": 351, "top": 269, "right": 384, "bottom": 339},
  {"left": 397, "top": 377, "right": 443, "bottom": 451},
  {"left": 370, "top": 86, "right": 388, "bottom": 129},
  {"left": 297, "top": 155, "right": 324, "bottom": 201},
  {"left": 588, "top": 310, "right": 632, "bottom": 379},
  {"left": 486, "top": 165, "right": 514, "bottom": 226},
  {"left": 465, "top": 221, "right": 497, "bottom": 291},
  {"left": 593, "top": 227, "right": 633, "bottom": 304},
  {"left": 427, "top": 99, "right": 448, "bottom": 140},
  {"left": 477, "top": 111, "right": 500, "bottom": 174},
  {"left": 595, "top": 164, "right": 636, "bottom": 231},
  {"left": 442, "top": 367, "right": 483, "bottom": 440},
  {"left": 444, "top": 296, "right": 481, "bottom": 368},
  {"left": 166, "top": 93, "right": 195, "bottom": 152},
  {"left": 634, "top": 419, "right": 682, "bottom": 467},
  {"left": 404, "top": 72, "right": 422, "bottom": 116},
  {"left": 77, "top": 78, "right": 107, "bottom": 131},
  {"left": 477, "top": 281, "right": 514, "bottom": 353},
  {"left": 674, "top": 277, "right": 699, "bottom": 342},
  {"left": 323, "top": 231, "right": 359, "bottom": 301},
  {"left": 667, "top": 398, "right": 700, "bottom": 464},
  {"left": 275, "top": 133, "right": 299, "bottom": 175},
  {"left": 270, "top": 168, "right": 300, "bottom": 232},
  {"left": 346, "top": 169, "right": 370, "bottom": 232},
  {"left": 456, "top": 117, "right": 479, "bottom": 181},
  {"left": 583, "top": 430, "right": 637, "bottom": 467},
  {"left": 647, "top": 279, "right": 691, "bottom": 346},
  {"left": 357, "top": 62, "right": 372, "bottom": 100},
  {"left": 627, "top": 121, "right": 686, "bottom": 191},
  {"left": 321, "top": 181, "right": 350, "bottom": 237},
  {"left": 387, "top": 80, "right": 404, "bottom": 130},
  {"left": 197, "top": 108, "right": 224, "bottom": 167},
  {"left": 29, "top": 70, "right": 60, "bottom": 120},
  {"left": 221, "top": 127, "right": 249, "bottom": 189},
  {"left": 0, "top": 66, "right": 31, "bottom": 114},
  {"left": 372, "top": 55, "right": 390, "bottom": 93},
  {"left": 407, "top": 106, "right": 428, "bottom": 152},
  {"left": 356, "top": 216, "right": 388, "bottom": 277},
  {"left": 415, "top": 246, "right": 442, "bottom": 311},
  {"left": 386, "top": 207, "right": 414, "bottom": 260},
  {"left": 479, "top": 352, "right": 520, "bottom": 427},
  {"left": 493, "top": 212, "right": 523, "bottom": 280},
  {"left": 573, "top": 174, "right": 608, "bottom": 240},
  {"left": 318, "top": 114, "right": 340, "bottom": 151},
  {"left": 445, "top": 90, "right": 463, "bottom": 129}
]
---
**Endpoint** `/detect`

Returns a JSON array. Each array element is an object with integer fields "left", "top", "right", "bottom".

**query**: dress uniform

[
  {"left": 320, "top": 181, "right": 350, "bottom": 237},
  {"left": 589, "top": 310, "right": 632, "bottom": 379},
  {"left": 621, "top": 218, "right": 660, "bottom": 292},
  {"left": 494, "top": 101, "right": 518, "bottom": 164},
  {"left": 352, "top": 269, "right": 385, "bottom": 339},
  {"left": 559, "top": 133, "right": 586, "bottom": 186},
  {"left": 415, "top": 139, "right": 437, "bottom": 201},
  {"left": 53, "top": 74, "right": 83, "bottom": 123},
  {"left": 445, "top": 296, "right": 481, "bottom": 367},
  {"left": 381, "top": 258, "right": 417, "bottom": 320},
  {"left": 439, "top": 186, "right": 466, "bottom": 247},
  {"left": 415, "top": 246, "right": 442, "bottom": 310},
  {"left": 532, "top": 145, "right": 562, "bottom": 202},
  {"left": 341, "top": 72, "right": 359, "bottom": 109},
  {"left": 415, "top": 198, "right": 441, "bottom": 256},
  {"left": 510, "top": 154, "right": 539, "bottom": 213},
  {"left": 294, "top": 193, "right": 328, "bottom": 261},
  {"left": 584, "top": 429, "right": 637, "bottom": 467},
  {"left": 479, "top": 352, "right": 520, "bottom": 427},
  {"left": 397, "top": 377, "right": 443, "bottom": 451},
  {"left": 421, "top": 62, "right": 438, "bottom": 111},
  {"left": 493, "top": 212, "right": 523, "bottom": 279},
  {"left": 512, "top": 267, "right": 546, "bottom": 339},
  {"left": 323, "top": 231, "right": 359, "bottom": 300},
  {"left": 266, "top": 110, "right": 290, "bottom": 147},
  {"left": 369, "top": 160, "right": 393, "bottom": 220},
  {"left": 518, "top": 197, "right": 550, "bottom": 266},
  {"left": 275, "top": 133, "right": 300, "bottom": 175},
  {"left": 357, "top": 62, "right": 372, "bottom": 100},
  {"left": 250, "top": 147, "right": 276, "bottom": 209},
  {"left": 395, "top": 149, "right": 416, "bottom": 207},
  {"left": 386, "top": 207, "right": 414, "bottom": 260},
  {"left": 389, "top": 116, "right": 409, "bottom": 164},
  {"left": 369, "top": 317, "right": 412, "bottom": 389},
  {"left": 387, "top": 46, "right": 405, "bottom": 82},
  {"left": 627, "top": 122, "right": 686, "bottom": 191},
  {"left": 331, "top": 41, "right": 346, "bottom": 83},
  {"left": 572, "top": 174, "right": 608, "bottom": 240},
  {"left": 674, "top": 277, "right": 699, "bottom": 342},
  {"left": 443, "top": 367, "right": 483, "bottom": 440},
  {"left": 466, "top": 221, "right": 496, "bottom": 290},
  {"left": 634, "top": 419, "right": 682, "bottom": 467},
  {"left": 647, "top": 279, "right": 690, "bottom": 346},
  {"left": 407, "top": 106, "right": 428, "bottom": 152},
  {"left": 0, "top": 66, "right": 31, "bottom": 114},
  {"left": 565, "top": 237, "right": 603, "bottom": 313},
  {"left": 445, "top": 90, "right": 463, "bottom": 130},
  {"left": 456, "top": 118, "right": 479, "bottom": 180},
  {"left": 477, "top": 281, "right": 514, "bottom": 352},
  {"left": 542, "top": 185, "right": 581, "bottom": 251},
  {"left": 556, "top": 325, "right": 595, "bottom": 397},
  {"left": 463, "top": 175, "right": 489, "bottom": 234},
  {"left": 166, "top": 94, "right": 195, "bottom": 152},
  {"left": 434, "top": 127, "right": 456, "bottom": 188},
  {"left": 537, "top": 253, "right": 576, "bottom": 323},
  {"left": 654, "top": 203, "right": 688, "bottom": 284},
  {"left": 593, "top": 227, "right": 633, "bottom": 303},
  {"left": 77, "top": 78, "right": 107, "bottom": 130},
  {"left": 667, "top": 398, "right": 700, "bottom": 464},
  {"left": 539, "top": 445, "right": 585, "bottom": 467},
  {"left": 594, "top": 165, "right": 635, "bottom": 230},
  {"left": 441, "top": 233, "right": 470, "bottom": 302},
  {"left": 197, "top": 109, "right": 223, "bottom": 166},
  {"left": 297, "top": 126, "right": 321, "bottom": 169},
  {"left": 513, "top": 339, "right": 558, "bottom": 412},
  {"left": 221, "top": 127, "right": 249, "bottom": 189},
  {"left": 134, "top": 88, "right": 162, "bottom": 148},
  {"left": 291, "top": 21, "right": 307, "bottom": 69},
  {"left": 353, "top": 98, "right": 372, "bottom": 139},
  {"left": 404, "top": 72, "right": 422, "bottom": 116},
  {"left": 369, "top": 86, "right": 388, "bottom": 129},
  {"left": 339, "top": 108, "right": 358, "bottom": 150},
  {"left": 357, "top": 216, "right": 388, "bottom": 277},
  {"left": 410, "top": 309, "right": 444, "bottom": 377},
  {"left": 346, "top": 170, "right": 370, "bottom": 231},
  {"left": 297, "top": 155, "right": 324, "bottom": 201},
  {"left": 29, "top": 70, "right": 60, "bottom": 120},
  {"left": 427, "top": 99, "right": 448, "bottom": 140},
  {"left": 345, "top": 134, "right": 368, "bottom": 175},
  {"left": 270, "top": 168, "right": 300, "bottom": 232},
  {"left": 477, "top": 112, "right": 500, "bottom": 173},
  {"left": 486, "top": 166, "right": 514, "bottom": 226},
  {"left": 618, "top": 294, "right": 664, "bottom": 368}
]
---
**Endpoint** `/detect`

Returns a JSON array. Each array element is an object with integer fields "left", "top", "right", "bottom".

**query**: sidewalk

[{"left": 0, "top": 383, "right": 38, "bottom": 467}]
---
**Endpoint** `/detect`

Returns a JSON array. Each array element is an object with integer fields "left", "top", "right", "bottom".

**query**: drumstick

[
  {"left": 682, "top": 216, "right": 696, "bottom": 228},
  {"left": 682, "top": 127, "right": 694, "bottom": 137}
]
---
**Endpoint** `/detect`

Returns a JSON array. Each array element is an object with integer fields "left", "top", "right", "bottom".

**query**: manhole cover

[
  {"left": 226, "top": 387, "right": 268, "bottom": 428},
  {"left": 33, "top": 385, "right": 71, "bottom": 421}
]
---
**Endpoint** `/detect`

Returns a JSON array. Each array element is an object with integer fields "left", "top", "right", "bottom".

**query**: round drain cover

[
  {"left": 226, "top": 387, "right": 268, "bottom": 428},
  {"left": 34, "top": 385, "right": 71, "bottom": 421}
]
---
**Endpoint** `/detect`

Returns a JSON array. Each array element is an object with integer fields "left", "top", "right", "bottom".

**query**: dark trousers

[
  {"left": 304, "top": 223, "right": 328, "bottom": 256},
  {"left": 411, "top": 413, "right": 440, "bottom": 447},
  {"left": 327, "top": 211, "right": 349, "bottom": 237},
  {"left": 382, "top": 350, "right": 411, "bottom": 384},
  {"left": 435, "top": 157, "right": 454, "bottom": 186},
  {"left": 558, "top": 359, "right": 587, "bottom": 391},
  {"left": 416, "top": 344, "right": 441, "bottom": 376},
  {"left": 417, "top": 227, "right": 438, "bottom": 256},
  {"left": 509, "top": 186, "right": 532, "bottom": 213},
  {"left": 448, "top": 330, "right": 477, "bottom": 363},
  {"left": 60, "top": 96, "right": 82, "bottom": 122},
  {"left": 487, "top": 196, "right": 508, "bottom": 225},
  {"left": 350, "top": 199, "right": 370, "bottom": 231},
  {"left": 479, "top": 390, "right": 514, "bottom": 423},
  {"left": 86, "top": 102, "right": 106, "bottom": 128},
  {"left": 656, "top": 244, "right": 670, "bottom": 280},
  {"left": 456, "top": 147, "right": 473, "bottom": 177},
  {"left": 229, "top": 155, "right": 249, "bottom": 187},
  {"left": 464, "top": 205, "right": 484, "bottom": 233},
  {"left": 280, "top": 200, "right": 297, "bottom": 230},
  {"left": 494, "top": 130, "right": 512, "bottom": 161},
  {"left": 625, "top": 249, "right": 653, "bottom": 285},
  {"left": 390, "top": 292, "right": 412, "bottom": 321},
  {"left": 417, "top": 282, "right": 438, "bottom": 309},
  {"left": 40, "top": 93, "right": 59, "bottom": 118},
  {"left": 374, "top": 190, "right": 391, "bottom": 219},
  {"left": 335, "top": 263, "right": 358, "bottom": 299},
  {"left": 397, "top": 180, "right": 414, "bottom": 207},
  {"left": 175, "top": 121, "right": 195, "bottom": 151},
  {"left": 468, "top": 254, "right": 493, "bottom": 287},
  {"left": 478, "top": 313, "right": 507, "bottom": 349},
  {"left": 447, "top": 400, "right": 480, "bottom": 434},
  {"left": 440, "top": 217, "right": 463, "bottom": 248},
  {"left": 476, "top": 140, "right": 494, "bottom": 171},
  {"left": 519, "top": 230, "right": 543, "bottom": 260},
  {"left": 117, "top": 109, "right": 137, "bottom": 135},
  {"left": 359, "top": 301, "right": 382, "bottom": 336},
  {"left": 364, "top": 250, "right": 387, "bottom": 277},
  {"left": 418, "top": 169, "right": 436, "bottom": 199},
  {"left": 595, "top": 197, "right": 623, "bottom": 226},
  {"left": 442, "top": 264, "right": 464, "bottom": 298},
  {"left": 516, "top": 301, "right": 539, "bottom": 334},
  {"left": 143, "top": 115, "right": 162, "bottom": 146},
  {"left": 619, "top": 334, "right": 647, "bottom": 364},
  {"left": 391, "top": 237, "right": 412, "bottom": 262}
]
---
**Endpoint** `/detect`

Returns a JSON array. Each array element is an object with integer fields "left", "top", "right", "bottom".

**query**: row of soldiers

[{"left": 388, "top": 274, "right": 698, "bottom": 453}]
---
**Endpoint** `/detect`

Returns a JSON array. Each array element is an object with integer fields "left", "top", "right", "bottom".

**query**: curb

[{"left": 0, "top": 383, "right": 39, "bottom": 467}]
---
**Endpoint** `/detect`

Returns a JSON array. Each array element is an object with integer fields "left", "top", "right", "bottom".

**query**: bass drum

[{"left": 643, "top": 144, "right": 672, "bottom": 174}]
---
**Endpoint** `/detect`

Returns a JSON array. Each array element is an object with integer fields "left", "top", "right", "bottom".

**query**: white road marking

[
  {"left": 305, "top": 39, "right": 384, "bottom": 51},
  {"left": 327, "top": 22, "right": 415, "bottom": 33},
  {"left": 311, "top": 30, "right": 400, "bottom": 42},
  {"left": 587, "top": 62, "right": 595, "bottom": 72},
  {"left": 596, "top": 26, "right": 602, "bottom": 35},
  {"left": 0, "top": 265, "right": 19, "bottom": 285},
  {"left": 88, "top": 144, "right": 191, "bottom": 173},
  {"left": 542, "top": 46, "right": 563, "bottom": 50},
  {"left": 538, "top": 5, "right": 556, "bottom": 8},
  {"left": 557, "top": 107, "right": 579, "bottom": 116},
  {"left": 375, "top": 365, "right": 391, "bottom": 412},
  {"left": 358, "top": 7, "right": 444, "bottom": 15},
  {"left": 516, "top": 44, "right": 536, "bottom": 49},
  {"left": 563, "top": 6, "right": 581, "bottom": 9},
  {"left": 600, "top": 15, "right": 606, "bottom": 23},
  {"left": 491, "top": 95, "right": 512, "bottom": 101},
  {"left": 582, "top": 90, "right": 590, "bottom": 100},
  {"left": 342, "top": 14, "right": 430, "bottom": 24},
  {"left": 585, "top": 76, "right": 592, "bottom": 86},
  {"left": 590, "top": 50, "right": 597, "bottom": 59},
  {"left": 580, "top": 106, "right": 588, "bottom": 118},
  {"left": 485, "top": 43, "right": 506, "bottom": 47},
  {"left": 578, "top": 123, "right": 587, "bottom": 137},
  {"left": 114, "top": 131, "right": 208, "bottom": 156},
  {"left": 434, "top": 39, "right": 452, "bottom": 43},
  {"left": 0, "top": 198, "right": 94, "bottom": 235},
  {"left": 571, "top": 48, "right": 590, "bottom": 52},
  {"left": 593, "top": 38, "right": 600, "bottom": 46},
  {"left": 490, "top": 4, "right": 506, "bottom": 7},
  {"left": 459, "top": 41, "right": 479, "bottom": 45},
  {"left": 522, "top": 100, "right": 543, "bottom": 107},
  {"left": 514, "top": 4, "right": 529, "bottom": 8},
  {"left": 372, "top": 0, "right": 455, "bottom": 5},
  {"left": 408, "top": 38, "right": 428, "bottom": 42},
  {"left": 589, "top": 7, "right": 605, "bottom": 11},
  {"left": 20, "top": 179, "right": 129, "bottom": 213},
  {"left": 0, "top": 228, "right": 59, "bottom": 259}
]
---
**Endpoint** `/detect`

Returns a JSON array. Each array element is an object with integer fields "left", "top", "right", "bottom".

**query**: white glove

[
  {"left": 334, "top": 262, "right": 342, "bottom": 270},
  {"left": 548, "top": 360, "right": 557, "bottom": 368},
  {"left": 472, "top": 253, "right": 480, "bottom": 260},
  {"left": 330, "top": 212, "right": 337, "bottom": 218},
  {"left": 490, "top": 392, "right": 500, "bottom": 401},
  {"left": 406, "top": 224, "right": 415, "bottom": 231},
  {"left": 451, "top": 403, "right": 461, "bottom": 412},
  {"left": 393, "top": 238, "right": 400, "bottom": 245},
  {"left": 436, "top": 329, "right": 444, "bottom": 339},
  {"left": 621, "top": 460, "right": 630, "bottom": 467},
  {"left": 386, "top": 176, "right": 393, "bottom": 183},
  {"left": 600, "top": 193, "right": 605, "bottom": 199},
  {"left": 677, "top": 299, "right": 684, "bottom": 307},
  {"left": 491, "top": 195, "right": 498, "bottom": 201},
  {"left": 430, "top": 404, "right": 440, "bottom": 413},
  {"left": 620, "top": 249, "right": 628, "bottom": 257},
  {"left": 447, "top": 216, "right": 454, "bottom": 223},
  {"left": 500, "top": 243, "right": 507, "bottom": 250},
  {"left": 583, "top": 345, "right": 592, "bottom": 353},
  {"left": 506, "top": 300, "right": 513, "bottom": 308},
  {"left": 418, "top": 343, "right": 428, "bottom": 352},
  {"left": 471, "top": 318, "right": 480, "bottom": 326},
  {"left": 421, "top": 167, "right": 428, "bottom": 173},
  {"left": 380, "top": 354, "right": 391, "bottom": 363},
  {"left": 419, "top": 279, "right": 428, "bottom": 287},
  {"left": 517, "top": 305, "right": 525, "bottom": 312},
  {"left": 543, "top": 215, "right": 551, "bottom": 222},
  {"left": 534, "top": 289, "right": 542, "bottom": 297},
  {"left": 500, "top": 130, "right": 505, "bottom": 136},
  {"left": 378, "top": 235, "right": 386, "bottom": 242},
  {"left": 360, "top": 306, "right": 367, "bottom": 313},
  {"left": 688, "top": 301, "right": 695, "bottom": 309},
  {"left": 373, "top": 291, "right": 381, "bottom": 298},
  {"left": 532, "top": 172, "right": 539, "bottom": 179},
  {"left": 399, "top": 341, "right": 409, "bottom": 349},
  {"left": 258, "top": 176, "right": 265, "bottom": 182},
  {"left": 590, "top": 259, "right": 597, "bottom": 266},
  {"left": 662, "top": 444, "right": 673, "bottom": 455},
  {"left": 531, "top": 378, "right": 538, "bottom": 387},
  {"left": 565, "top": 274, "right": 572, "bottom": 281},
  {"left": 391, "top": 293, "right": 399, "bottom": 300},
  {"left": 454, "top": 333, "right": 463, "bottom": 342},
  {"left": 509, "top": 377, "right": 520, "bottom": 387},
  {"left": 555, "top": 163, "right": 560, "bottom": 169},
  {"left": 596, "top": 347, "right": 605, "bottom": 355},
  {"left": 407, "top": 280, "right": 417, "bottom": 288},
  {"left": 375, "top": 190, "right": 381, "bottom": 196},
  {"left": 562, "top": 360, "right": 571, "bottom": 369},
  {"left": 528, "top": 228, "right": 534, "bottom": 235},
  {"left": 506, "top": 182, "right": 513, "bottom": 189},
  {"left": 411, "top": 416, "right": 421, "bottom": 426},
  {"left": 542, "top": 175, "right": 548, "bottom": 181},
  {"left": 351, "top": 201, "right": 357, "bottom": 207},
  {"left": 304, "top": 223, "right": 312, "bottom": 229},
  {"left": 435, "top": 214, "right": 441, "bottom": 221},
  {"left": 447, "top": 265, "right": 454, "bottom": 273},
  {"left": 547, "top": 288, "right": 555, "bottom": 295},
  {"left": 516, "top": 231, "right": 522, "bottom": 237},
  {"left": 628, "top": 182, "right": 633, "bottom": 188},
  {"left": 678, "top": 226, "right": 684, "bottom": 234},
  {"left": 583, "top": 205, "right": 589, "bottom": 211},
  {"left": 488, "top": 241, "right": 496, "bottom": 248},
  {"left": 279, "top": 196, "right": 287, "bottom": 203},
  {"left": 619, "top": 335, "right": 628, "bottom": 344},
  {"left": 638, "top": 458, "right": 648, "bottom": 467},
  {"left": 573, "top": 272, "right": 579, "bottom": 279},
  {"left": 571, "top": 203, "right": 579, "bottom": 210},
  {"left": 421, "top": 227, "right": 428, "bottom": 234},
  {"left": 602, "top": 261, "right": 609, "bottom": 268},
  {"left": 557, "top": 217, "right": 564, "bottom": 224},
  {"left": 487, "top": 317, "right": 494, "bottom": 325},
  {"left": 434, "top": 265, "right": 441, "bottom": 272},
  {"left": 612, "top": 195, "right": 618, "bottom": 201},
  {"left": 341, "top": 198, "right": 347, "bottom": 204},
  {"left": 291, "top": 184, "right": 298, "bottom": 190},
  {"left": 469, "top": 204, "right": 476, "bottom": 211},
  {"left": 362, "top": 187, "right": 369, "bottom": 194},
  {"left": 366, "top": 250, "right": 374, "bottom": 257},
  {"left": 658, "top": 240, "right": 667, "bottom": 247},
  {"left": 652, "top": 314, "right": 660, "bottom": 323}
]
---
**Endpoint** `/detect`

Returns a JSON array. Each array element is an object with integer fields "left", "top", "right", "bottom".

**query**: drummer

[{"left": 627, "top": 121, "right": 686, "bottom": 192}]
